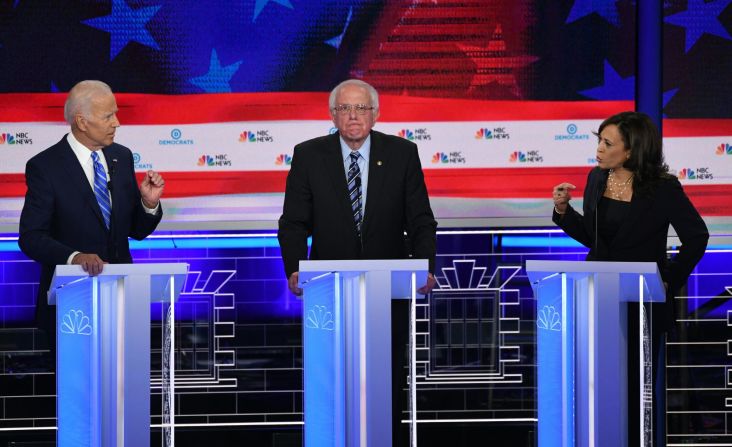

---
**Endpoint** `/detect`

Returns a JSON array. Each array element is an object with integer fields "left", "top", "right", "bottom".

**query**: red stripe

[
  {"left": 2, "top": 93, "right": 729, "bottom": 136},
  {"left": 662, "top": 119, "right": 732, "bottom": 137},
  {"left": 0, "top": 93, "right": 631, "bottom": 123},
  {"left": 3, "top": 168, "right": 730, "bottom": 216}
]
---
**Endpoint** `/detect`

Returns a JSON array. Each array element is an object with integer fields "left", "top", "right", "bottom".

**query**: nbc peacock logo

[
  {"left": 716, "top": 143, "right": 732, "bottom": 155},
  {"left": 432, "top": 152, "right": 449, "bottom": 164},
  {"left": 475, "top": 128, "right": 492, "bottom": 139},
  {"left": 509, "top": 151, "right": 526, "bottom": 162},
  {"left": 0, "top": 133, "right": 16, "bottom": 144},
  {"left": 398, "top": 128, "right": 431, "bottom": 141},
  {"left": 678, "top": 168, "right": 695, "bottom": 180},
  {"left": 197, "top": 155, "right": 215, "bottom": 167},
  {"left": 275, "top": 154, "right": 292, "bottom": 166},
  {"left": 239, "top": 131, "right": 256, "bottom": 142}
]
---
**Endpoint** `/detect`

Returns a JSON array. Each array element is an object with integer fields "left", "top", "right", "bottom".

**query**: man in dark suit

[
  {"left": 278, "top": 79, "right": 437, "bottom": 444},
  {"left": 19, "top": 80, "right": 164, "bottom": 353}
]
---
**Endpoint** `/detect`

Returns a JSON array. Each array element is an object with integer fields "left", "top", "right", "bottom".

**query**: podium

[
  {"left": 49, "top": 263, "right": 188, "bottom": 447},
  {"left": 525, "top": 260, "right": 666, "bottom": 447},
  {"left": 299, "top": 259, "right": 428, "bottom": 447}
]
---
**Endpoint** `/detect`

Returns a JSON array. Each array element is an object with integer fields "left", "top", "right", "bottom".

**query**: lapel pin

[{"left": 377, "top": 160, "right": 383, "bottom": 166}]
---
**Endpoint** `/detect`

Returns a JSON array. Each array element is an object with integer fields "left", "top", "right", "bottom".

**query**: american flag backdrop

[{"left": 0, "top": 0, "right": 730, "bottom": 224}]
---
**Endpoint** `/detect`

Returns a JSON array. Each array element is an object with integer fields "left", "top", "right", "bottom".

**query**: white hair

[
  {"left": 329, "top": 79, "right": 379, "bottom": 114},
  {"left": 64, "top": 80, "right": 113, "bottom": 125}
]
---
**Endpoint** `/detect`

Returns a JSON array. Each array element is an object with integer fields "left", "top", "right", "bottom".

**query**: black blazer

[
  {"left": 19, "top": 136, "right": 162, "bottom": 306},
  {"left": 553, "top": 167, "right": 709, "bottom": 295},
  {"left": 278, "top": 130, "right": 437, "bottom": 277}
]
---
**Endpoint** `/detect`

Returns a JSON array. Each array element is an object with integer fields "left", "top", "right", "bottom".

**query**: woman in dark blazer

[{"left": 551, "top": 111, "right": 709, "bottom": 446}]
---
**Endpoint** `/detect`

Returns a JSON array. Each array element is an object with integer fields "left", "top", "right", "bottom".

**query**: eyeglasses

[{"left": 332, "top": 104, "right": 375, "bottom": 115}]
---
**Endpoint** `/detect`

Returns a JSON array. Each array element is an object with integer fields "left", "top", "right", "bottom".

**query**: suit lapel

[
  {"left": 58, "top": 137, "right": 107, "bottom": 229},
  {"left": 362, "top": 131, "right": 388, "bottom": 233},
  {"left": 323, "top": 134, "right": 353, "bottom": 222}
]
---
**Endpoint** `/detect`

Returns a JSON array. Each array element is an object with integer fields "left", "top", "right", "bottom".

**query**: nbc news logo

[
  {"left": 509, "top": 150, "right": 543, "bottom": 163},
  {"left": 239, "top": 130, "right": 273, "bottom": 143},
  {"left": 716, "top": 143, "right": 731, "bottom": 155},
  {"left": 275, "top": 154, "right": 292, "bottom": 166},
  {"left": 678, "top": 167, "right": 713, "bottom": 180},
  {"left": 398, "top": 128, "right": 431, "bottom": 141},
  {"left": 475, "top": 127, "right": 509, "bottom": 140},
  {"left": 197, "top": 154, "right": 231, "bottom": 167},
  {"left": 0, "top": 132, "right": 33, "bottom": 145},
  {"left": 432, "top": 151, "right": 465, "bottom": 164}
]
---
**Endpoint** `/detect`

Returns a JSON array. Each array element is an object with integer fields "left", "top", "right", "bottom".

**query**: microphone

[{"left": 107, "top": 158, "right": 117, "bottom": 191}]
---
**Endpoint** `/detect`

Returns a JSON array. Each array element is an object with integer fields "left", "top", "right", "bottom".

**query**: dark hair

[{"left": 595, "top": 111, "right": 671, "bottom": 196}]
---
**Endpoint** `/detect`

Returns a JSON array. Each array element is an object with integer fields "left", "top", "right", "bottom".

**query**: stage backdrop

[{"left": 1, "top": 0, "right": 730, "bottom": 229}]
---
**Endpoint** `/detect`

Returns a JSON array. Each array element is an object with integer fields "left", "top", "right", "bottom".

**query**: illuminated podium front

[
  {"left": 526, "top": 260, "right": 665, "bottom": 447},
  {"left": 299, "top": 259, "right": 428, "bottom": 447},
  {"left": 49, "top": 263, "right": 187, "bottom": 447}
]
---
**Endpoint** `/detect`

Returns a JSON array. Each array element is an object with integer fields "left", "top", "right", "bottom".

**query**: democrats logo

[
  {"left": 159, "top": 128, "right": 194, "bottom": 145},
  {"left": 555, "top": 123, "right": 590, "bottom": 141},
  {"left": 716, "top": 143, "right": 732, "bottom": 155},
  {"left": 239, "top": 130, "right": 273, "bottom": 143},
  {"left": 509, "top": 150, "right": 543, "bottom": 163},
  {"left": 197, "top": 154, "right": 231, "bottom": 167},
  {"left": 475, "top": 127, "right": 510, "bottom": 140},
  {"left": 275, "top": 154, "right": 292, "bottom": 166},
  {"left": 398, "top": 128, "right": 431, "bottom": 141},
  {"left": 133, "top": 152, "right": 153, "bottom": 170},
  {"left": 678, "top": 167, "right": 713, "bottom": 180},
  {"left": 0, "top": 131, "right": 33, "bottom": 145},
  {"left": 432, "top": 151, "right": 465, "bottom": 164}
]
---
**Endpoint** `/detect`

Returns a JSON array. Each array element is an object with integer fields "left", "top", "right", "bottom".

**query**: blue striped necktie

[
  {"left": 347, "top": 151, "right": 362, "bottom": 237},
  {"left": 90, "top": 151, "right": 111, "bottom": 229}
]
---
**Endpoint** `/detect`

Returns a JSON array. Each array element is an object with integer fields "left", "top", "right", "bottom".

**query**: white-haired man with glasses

[{"left": 278, "top": 79, "right": 437, "bottom": 444}]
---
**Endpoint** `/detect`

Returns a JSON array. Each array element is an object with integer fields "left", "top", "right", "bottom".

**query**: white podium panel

[
  {"left": 49, "top": 263, "right": 188, "bottom": 447},
  {"left": 526, "top": 260, "right": 665, "bottom": 447},
  {"left": 300, "top": 259, "right": 428, "bottom": 447}
]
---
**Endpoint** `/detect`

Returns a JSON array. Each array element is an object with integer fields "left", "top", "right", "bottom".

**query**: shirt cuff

[
  {"left": 142, "top": 200, "right": 160, "bottom": 215},
  {"left": 67, "top": 251, "right": 80, "bottom": 265}
]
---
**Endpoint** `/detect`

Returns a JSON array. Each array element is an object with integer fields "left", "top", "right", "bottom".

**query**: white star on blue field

[
  {"left": 665, "top": 0, "right": 732, "bottom": 52},
  {"left": 82, "top": 0, "right": 162, "bottom": 60},
  {"left": 253, "top": 0, "right": 294, "bottom": 22},
  {"left": 190, "top": 49, "right": 242, "bottom": 93},
  {"left": 565, "top": 0, "right": 620, "bottom": 26},
  {"left": 579, "top": 60, "right": 679, "bottom": 113},
  {"left": 579, "top": 61, "right": 633, "bottom": 100},
  {"left": 326, "top": 7, "right": 353, "bottom": 50}
]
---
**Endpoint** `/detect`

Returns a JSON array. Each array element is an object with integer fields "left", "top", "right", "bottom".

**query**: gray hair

[
  {"left": 329, "top": 79, "right": 379, "bottom": 114},
  {"left": 64, "top": 80, "right": 113, "bottom": 125}
]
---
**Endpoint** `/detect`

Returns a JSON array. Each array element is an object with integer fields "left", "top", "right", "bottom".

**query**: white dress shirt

[
  {"left": 65, "top": 133, "right": 158, "bottom": 264},
  {"left": 340, "top": 135, "right": 370, "bottom": 219}
]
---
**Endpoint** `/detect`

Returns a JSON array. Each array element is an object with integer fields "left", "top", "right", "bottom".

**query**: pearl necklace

[{"left": 607, "top": 169, "right": 633, "bottom": 200}]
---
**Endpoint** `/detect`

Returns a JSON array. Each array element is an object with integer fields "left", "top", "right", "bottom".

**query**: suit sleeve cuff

[
  {"left": 142, "top": 200, "right": 160, "bottom": 215},
  {"left": 67, "top": 251, "right": 80, "bottom": 265}
]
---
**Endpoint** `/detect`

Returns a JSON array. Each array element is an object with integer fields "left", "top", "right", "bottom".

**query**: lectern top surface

[{"left": 299, "top": 258, "right": 428, "bottom": 273}]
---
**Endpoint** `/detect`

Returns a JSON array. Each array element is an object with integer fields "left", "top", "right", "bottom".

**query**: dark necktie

[
  {"left": 347, "top": 151, "right": 362, "bottom": 237},
  {"left": 91, "top": 151, "right": 111, "bottom": 229}
]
